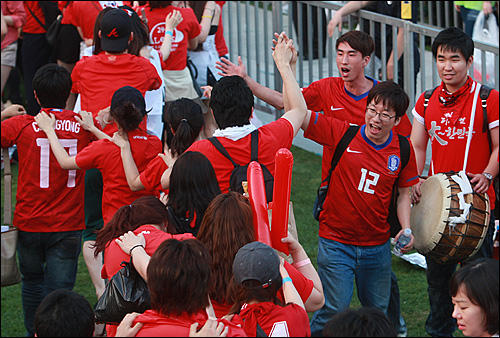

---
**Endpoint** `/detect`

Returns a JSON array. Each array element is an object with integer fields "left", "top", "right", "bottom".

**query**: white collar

[{"left": 212, "top": 123, "right": 257, "bottom": 141}]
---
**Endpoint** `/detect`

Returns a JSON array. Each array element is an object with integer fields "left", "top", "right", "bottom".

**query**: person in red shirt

[
  {"left": 71, "top": 8, "right": 162, "bottom": 300},
  {"left": 1, "top": 64, "right": 93, "bottom": 337},
  {"left": 229, "top": 241, "right": 311, "bottom": 337},
  {"left": 302, "top": 81, "right": 419, "bottom": 335},
  {"left": 410, "top": 27, "right": 499, "bottom": 337},
  {"left": 1, "top": 1, "right": 26, "bottom": 111},
  {"left": 186, "top": 33, "right": 307, "bottom": 195},
  {"left": 217, "top": 30, "right": 413, "bottom": 334},
  {"left": 114, "top": 97, "right": 205, "bottom": 196},
  {"left": 93, "top": 195, "right": 195, "bottom": 337},
  {"left": 131, "top": 238, "right": 247, "bottom": 337}
]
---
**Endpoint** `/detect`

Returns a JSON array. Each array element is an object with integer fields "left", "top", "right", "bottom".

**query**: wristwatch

[{"left": 482, "top": 172, "right": 493, "bottom": 184}]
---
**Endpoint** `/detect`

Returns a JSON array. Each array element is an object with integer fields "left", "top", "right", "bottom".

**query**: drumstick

[
  {"left": 247, "top": 161, "right": 272, "bottom": 246},
  {"left": 270, "top": 148, "right": 293, "bottom": 255}
]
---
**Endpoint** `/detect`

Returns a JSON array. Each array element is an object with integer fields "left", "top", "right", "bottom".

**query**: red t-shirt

[
  {"left": 75, "top": 129, "right": 162, "bottom": 225},
  {"left": 144, "top": 5, "right": 200, "bottom": 70},
  {"left": 58, "top": 1, "right": 73, "bottom": 25},
  {"left": 102, "top": 224, "right": 194, "bottom": 279},
  {"left": 139, "top": 155, "right": 168, "bottom": 196},
  {"left": 23, "top": 1, "right": 46, "bottom": 34},
  {"left": 69, "top": 1, "right": 103, "bottom": 40},
  {"left": 302, "top": 76, "right": 413, "bottom": 182},
  {"left": 214, "top": 1, "right": 228, "bottom": 57},
  {"left": 239, "top": 302, "right": 310, "bottom": 337},
  {"left": 187, "top": 119, "right": 294, "bottom": 193},
  {"left": 71, "top": 52, "right": 161, "bottom": 131},
  {"left": 132, "top": 310, "right": 247, "bottom": 337},
  {"left": 305, "top": 113, "right": 419, "bottom": 245},
  {"left": 1, "top": 109, "right": 93, "bottom": 232},
  {"left": 412, "top": 78, "right": 499, "bottom": 210}
]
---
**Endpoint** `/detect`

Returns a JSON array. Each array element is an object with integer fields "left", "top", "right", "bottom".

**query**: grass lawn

[{"left": 1, "top": 145, "right": 464, "bottom": 337}]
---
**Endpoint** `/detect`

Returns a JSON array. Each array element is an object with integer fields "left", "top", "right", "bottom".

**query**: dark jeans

[
  {"left": 459, "top": 6, "right": 480, "bottom": 37},
  {"left": 387, "top": 271, "right": 407, "bottom": 336},
  {"left": 424, "top": 214, "right": 495, "bottom": 337},
  {"left": 17, "top": 230, "right": 82, "bottom": 336}
]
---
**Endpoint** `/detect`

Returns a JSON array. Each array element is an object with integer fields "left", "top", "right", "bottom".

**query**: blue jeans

[
  {"left": 459, "top": 6, "right": 480, "bottom": 37},
  {"left": 310, "top": 237, "right": 392, "bottom": 336},
  {"left": 17, "top": 230, "right": 82, "bottom": 337},
  {"left": 425, "top": 214, "right": 495, "bottom": 337},
  {"left": 388, "top": 271, "right": 407, "bottom": 336}
]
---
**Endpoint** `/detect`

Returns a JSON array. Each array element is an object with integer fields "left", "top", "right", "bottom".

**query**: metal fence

[{"left": 222, "top": 1, "right": 499, "bottom": 120}]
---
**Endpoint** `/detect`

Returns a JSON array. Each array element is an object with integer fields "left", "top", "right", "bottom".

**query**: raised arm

[
  {"left": 273, "top": 33, "right": 308, "bottom": 137},
  {"left": 327, "top": 1, "right": 373, "bottom": 36},
  {"left": 34, "top": 112, "right": 80, "bottom": 170},
  {"left": 281, "top": 232, "right": 324, "bottom": 312},
  {"left": 160, "top": 9, "right": 183, "bottom": 61},
  {"left": 215, "top": 56, "right": 285, "bottom": 110},
  {"left": 115, "top": 231, "right": 150, "bottom": 281},
  {"left": 111, "top": 131, "right": 146, "bottom": 192},
  {"left": 279, "top": 257, "right": 305, "bottom": 310},
  {"left": 197, "top": 2, "right": 220, "bottom": 44},
  {"left": 74, "top": 110, "right": 111, "bottom": 141}
]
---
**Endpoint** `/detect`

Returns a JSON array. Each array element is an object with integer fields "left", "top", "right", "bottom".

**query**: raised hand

[
  {"left": 165, "top": 9, "right": 183, "bottom": 31},
  {"left": 34, "top": 111, "right": 56, "bottom": 132},
  {"left": 215, "top": 56, "right": 248, "bottom": 79}
]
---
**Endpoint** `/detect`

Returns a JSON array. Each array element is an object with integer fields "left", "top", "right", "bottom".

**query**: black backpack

[{"left": 208, "top": 130, "right": 274, "bottom": 202}]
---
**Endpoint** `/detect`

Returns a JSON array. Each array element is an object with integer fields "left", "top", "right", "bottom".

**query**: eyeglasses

[{"left": 365, "top": 107, "right": 397, "bottom": 122}]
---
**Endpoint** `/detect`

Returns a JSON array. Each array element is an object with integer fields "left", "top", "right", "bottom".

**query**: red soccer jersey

[
  {"left": 305, "top": 112, "right": 419, "bottom": 245},
  {"left": 139, "top": 155, "right": 168, "bottom": 196},
  {"left": 187, "top": 119, "right": 294, "bottom": 193},
  {"left": 239, "top": 302, "right": 311, "bottom": 337},
  {"left": 1, "top": 109, "right": 93, "bottom": 232},
  {"left": 302, "top": 77, "right": 412, "bottom": 181},
  {"left": 71, "top": 52, "right": 161, "bottom": 130},
  {"left": 75, "top": 129, "right": 162, "bottom": 225},
  {"left": 412, "top": 78, "right": 499, "bottom": 210},
  {"left": 133, "top": 310, "right": 247, "bottom": 337},
  {"left": 144, "top": 5, "right": 200, "bottom": 70},
  {"left": 102, "top": 224, "right": 194, "bottom": 279}
]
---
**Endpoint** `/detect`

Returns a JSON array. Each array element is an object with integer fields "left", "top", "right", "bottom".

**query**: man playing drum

[
  {"left": 410, "top": 27, "right": 499, "bottom": 338},
  {"left": 301, "top": 81, "right": 419, "bottom": 335}
]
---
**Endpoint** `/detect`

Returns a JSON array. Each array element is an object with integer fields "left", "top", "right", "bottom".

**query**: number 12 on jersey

[
  {"left": 358, "top": 168, "right": 379, "bottom": 194},
  {"left": 36, "top": 138, "right": 77, "bottom": 188}
]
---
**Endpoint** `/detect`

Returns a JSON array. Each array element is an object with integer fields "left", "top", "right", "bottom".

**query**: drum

[{"left": 411, "top": 171, "right": 490, "bottom": 264}]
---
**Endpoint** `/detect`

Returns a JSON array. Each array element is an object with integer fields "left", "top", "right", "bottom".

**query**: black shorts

[{"left": 53, "top": 24, "right": 82, "bottom": 64}]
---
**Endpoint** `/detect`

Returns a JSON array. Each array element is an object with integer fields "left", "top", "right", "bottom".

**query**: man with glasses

[{"left": 300, "top": 81, "right": 419, "bottom": 336}]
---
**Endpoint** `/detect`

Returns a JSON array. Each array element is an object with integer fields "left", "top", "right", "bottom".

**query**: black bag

[
  {"left": 209, "top": 130, "right": 274, "bottom": 202},
  {"left": 313, "top": 126, "right": 359, "bottom": 221},
  {"left": 387, "top": 134, "right": 411, "bottom": 237},
  {"left": 39, "top": 1, "right": 61, "bottom": 29},
  {"left": 94, "top": 258, "right": 151, "bottom": 324},
  {"left": 45, "top": 14, "right": 62, "bottom": 46}
]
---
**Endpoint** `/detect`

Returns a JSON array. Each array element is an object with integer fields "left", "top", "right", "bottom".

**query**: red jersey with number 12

[
  {"left": 305, "top": 113, "right": 419, "bottom": 245},
  {"left": 1, "top": 109, "right": 94, "bottom": 232}
]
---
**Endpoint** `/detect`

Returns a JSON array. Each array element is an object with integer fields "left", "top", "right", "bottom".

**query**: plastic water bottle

[{"left": 393, "top": 229, "right": 412, "bottom": 257}]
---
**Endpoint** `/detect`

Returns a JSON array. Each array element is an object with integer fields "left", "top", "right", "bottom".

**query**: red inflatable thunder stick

[
  {"left": 270, "top": 148, "right": 293, "bottom": 255},
  {"left": 247, "top": 161, "right": 272, "bottom": 246}
]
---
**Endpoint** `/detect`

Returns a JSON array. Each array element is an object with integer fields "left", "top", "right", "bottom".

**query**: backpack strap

[
  {"left": 25, "top": 2, "right": 46, "bottom": 30},
  {"left": 208, "top": 137, "right": 238, "bottom": 168},
  {"left": 322, "top": 125, "right": 360, "bottom": 186},
  {"left": 397, "top": 134, "right": 411, "bottom": 171},
  {"left": 422, "top": 86, "right": 439, "bottom": 118},
  {"left": 250, "top": 130, "right": 259, "bottom": 162}
]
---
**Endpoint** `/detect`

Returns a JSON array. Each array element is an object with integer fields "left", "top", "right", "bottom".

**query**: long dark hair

[
  {"left": 166, "top": 151, "right": 221, "bottom": 236},
  {"left": 93, "top": 196, "right": 174, "bottom": 257},
  {"left": 119, "top": 5, "right": 149, "bottom": 56}
]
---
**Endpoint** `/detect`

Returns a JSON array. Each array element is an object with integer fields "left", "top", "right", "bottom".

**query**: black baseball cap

[
  {"left": 233, "top": 241, "right": 281, "bottom": 288},
  {"left": 100, "top": 9, "right": 132, "bottom": 52},
  {"left": 111, "top": 86, "right": 147, "bottom": 116}
]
